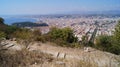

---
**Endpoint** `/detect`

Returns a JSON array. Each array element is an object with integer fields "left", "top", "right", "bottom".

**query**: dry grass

[
  {"left": 0, "top": 49, "right": 53, "bottom": 67},
  {"left": 0, "top": 40, "right": 120, "bottom": 67},
  {"left": 0, "top": 48, "right": 97, "bottom": 67},
  {"left": 29, "top": 58, "right": 97, "bottom": 67}
]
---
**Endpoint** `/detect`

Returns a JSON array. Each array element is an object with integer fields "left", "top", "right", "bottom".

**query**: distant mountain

[
  {"left": 64, "top": 10, "right": 120, "bottom": 15},
  {"left": 12, "top": 22, "right": 48, "bottom": 27},
  {"left": 101, "top": 10, "right": 120, "bottom": 15}
]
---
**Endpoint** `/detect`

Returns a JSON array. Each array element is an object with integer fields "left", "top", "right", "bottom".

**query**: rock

[
  {"left": 55, "top": 61, "right": 65, "bottom": 65},
  {"left": 58, "top": 53, "right": 66, "bottom": 59}
]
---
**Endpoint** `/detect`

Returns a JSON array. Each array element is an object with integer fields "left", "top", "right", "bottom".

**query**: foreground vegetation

[
  {"left": 0, "top": 49, "right": 53, "bottom": 67},
  {"left": 95, "top": 21, "right": 120, "bottom": 55}
]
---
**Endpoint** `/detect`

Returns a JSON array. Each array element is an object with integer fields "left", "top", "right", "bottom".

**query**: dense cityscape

[{"left": 22, "top": 15, "right": 120, "bottom": 41}]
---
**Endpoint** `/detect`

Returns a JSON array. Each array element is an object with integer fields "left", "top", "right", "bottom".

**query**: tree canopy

[
  {"left": 0, "top": 17, "right": 4, "bottom": 24},
  {"left": 48, "top": 27, "right": 78, "bottom": 43}
]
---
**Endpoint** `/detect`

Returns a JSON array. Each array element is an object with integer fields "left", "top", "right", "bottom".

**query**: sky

[{"left": 0, "top": 0, "right": 120, "bottom": 15}]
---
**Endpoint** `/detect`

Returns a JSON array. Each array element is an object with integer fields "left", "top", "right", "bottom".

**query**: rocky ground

[{"left": 0, "top": 40, "right": 120, "bottom": 67}]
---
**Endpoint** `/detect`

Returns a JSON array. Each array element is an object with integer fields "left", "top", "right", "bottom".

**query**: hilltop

[
  {"left": 12, "top": 22, "right": 48, "bottom": 27},
  {"left": 0, "top": 40, "right": 120, "bottom": 67}
]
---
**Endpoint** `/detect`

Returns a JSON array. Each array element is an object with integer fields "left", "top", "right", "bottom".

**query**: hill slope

[
  {"left": 12, "top": 22, "right": 48, "bottom": 27},
  {"left": 1, "top": 40, "right": 120, "bottom": 67}
]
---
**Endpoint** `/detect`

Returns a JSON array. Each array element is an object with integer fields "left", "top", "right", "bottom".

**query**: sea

[{"left": 0, "top": 15, "right": 37, "bottom": 25}]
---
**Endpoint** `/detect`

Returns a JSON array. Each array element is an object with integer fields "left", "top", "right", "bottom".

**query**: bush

[
  {"left": 86, "top": 20, "right": 120, "bottom": 55},
  {"left": 108, "top": 45, "right": 120, "bottom": 55},
  {"left": 47, "top": 27, "right": 78, "bottom": 47},
  {"left": 81, "top": 35, "right": 89, "bottom": 46},
  {"left": 0, "top": 17, "right": 4, "bottom": 24},
  {"left": 95, "top": 35, "right": 112, "bottom": 51},
  {"left": 95, "top": 34, "right": 120, "bottom": 55},
  {"left": 13, "top": 29, "right": 33, "bottom": 40},
  {"left": 35, "top": 36, "right": 46, "bottom": 43},
  {"left": 54, "top": 38, "right": 68, "bottom": 47},
  {"left": 49, "top": 27, "right": 78, "bottom": 43},
  {"left": 0, "top": 31, "right": 6, "bottom": 39},
  {"left": 112, "top": 20, "right": 120, "bottom": 55}
]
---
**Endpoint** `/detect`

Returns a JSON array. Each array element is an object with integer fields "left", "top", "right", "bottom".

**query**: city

[{"left": 24, "top": 15, "right": 120, "bottom": 42}]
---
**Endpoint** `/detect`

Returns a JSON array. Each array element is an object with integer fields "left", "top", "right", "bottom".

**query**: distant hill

[
  {"left": 12, "top": 22, "right": 49, "bottom": 27},
  {"left": 63, "top": 10, "right": 120, "bottom": 15}
]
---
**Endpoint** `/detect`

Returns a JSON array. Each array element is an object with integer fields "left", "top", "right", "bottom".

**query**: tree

[
  {"left": 0, "top": 31, "right": 6, "bottom": 39},
  {"left": 48, "top": 27, "right": 78, "bottom": 46},
  {"left": 13, "top": 29, "right": 33, "bottom": 40},
  {"left": 0, "top": 17, "right": 4, "bottom": 24},
  {"left": 94, "top": 21, "right": 120, "bottom": 55},
  {"left": 81, "top": 35, "right": 89, "bottom": 46},
  {"left": 112, "top": 20, "right": 120, "bottom": 55},
  {"left": 49, "top": 27, "right": 77, "bottom": 43},
  {"left": 114, "top": 20, "right": 120, "bottom": 45},
  {"left": 95, "top": 35, "right": 112, "bottom": 51}
]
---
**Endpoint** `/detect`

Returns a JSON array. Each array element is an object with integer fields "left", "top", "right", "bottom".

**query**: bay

[{"left": 1, "top": 15, "right": 37, "bottom": 25}]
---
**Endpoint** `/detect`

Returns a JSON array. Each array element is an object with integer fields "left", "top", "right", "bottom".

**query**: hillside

[
  {"left": 1, "top": 40, "right": 120, "bottom": 67},
  {"left": 12, "top": 22, "right": 49, "bottom": 27},
  {"left": 0, "top": 20, "right": 10, "bottom": 32},
  {"left": 0, "top": 20, "right": 7, "bottom": 28}
]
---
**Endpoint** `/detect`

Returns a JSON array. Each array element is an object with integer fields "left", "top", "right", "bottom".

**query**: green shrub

[
  {"left": 112, "top": 20, "right": 120, "bottom": 55},
  {"left": 0, "top": 31, "right": 6, "bottom": 39},
  {"left": 47, "top": 27, "right": 78, "bottom": 47},
  {"left": 35, "top": 36, "right": 46, "bottom": 43},
  {"left": 13, "top": 29, "right": 33, "bottom": 40},
  {"left": 48, "top": 27, "right": 78, "bottom": 43},
  {"left": 108, "top": 45, "right": 120, "bottom": 55},
  {"left": 95, "top": 35, "right": 112, "bottom": 51},
  {"left": 0, "top": 17, "right": 4, "bottom": 24},
  {"left": 95, "top": 34, "right": 120, "bottom": 55}
]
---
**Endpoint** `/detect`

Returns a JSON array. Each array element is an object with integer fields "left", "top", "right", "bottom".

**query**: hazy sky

[{"left": 0, "top": 0, "right": 120, "bottom": 15}]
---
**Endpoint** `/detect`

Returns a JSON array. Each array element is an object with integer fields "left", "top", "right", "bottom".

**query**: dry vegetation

[
  {"left": 0, "top": 39, "right": 120, "bottom": 67},
  {"left": 0, "top": 47, "right": 98, "bottom": 67},
  {"left": 0, "top": 40, "right": 98, "bottom": 67},
  {"left": 0, "top": 49, "right": 53, "bottom": 67}
]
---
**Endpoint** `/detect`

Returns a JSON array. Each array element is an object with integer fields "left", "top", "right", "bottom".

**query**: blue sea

[{"left": 0, "top": 15, "right": 37, "bottom": 25}]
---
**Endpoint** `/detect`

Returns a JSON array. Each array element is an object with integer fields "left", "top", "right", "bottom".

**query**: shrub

[
  {"left": 35, "top": 36, "right": 46, "bottom": 43},
  {"left": 81, "top": 35, "right": 89, "bottom": 46},
  {"left": 13, "top": 29, "right": 33, "bottom": 40},
  {"left": 95, "top": 34, "right": 120, "bottom": 55},
  {"left": 0, "top": 17, "right": 4, "bottom": 24},
  {"left": 0, "top": 31, "right": 6, "bottom": 39},
  {"left": 90, "top": 20, "right": 120, "bottom": 55},
  {"left": 47, "top": 27, "right": 78, "bottom": 47},
  {"left": 95, "top": 35, "right": 112, "bottom": 51},
  {"left": 108, "top": 45, "right": 120, "bottom": 55},
  {"left": 112, "top": 20, "right": 120, "bottom": 55},
  {"left": 49, "top": 27, "right": 78, "bottom": 43}
]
